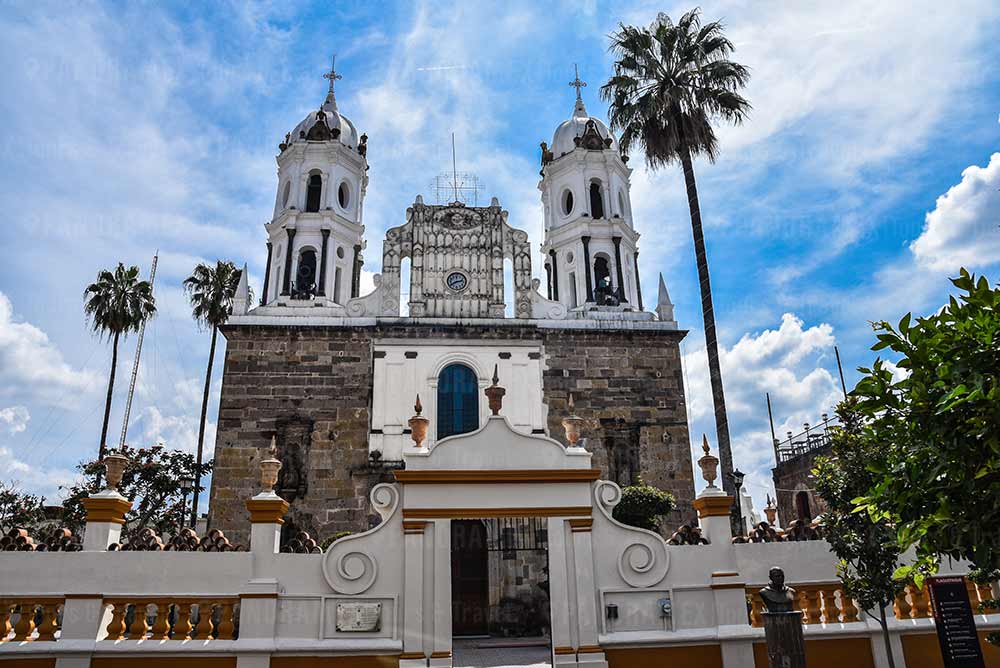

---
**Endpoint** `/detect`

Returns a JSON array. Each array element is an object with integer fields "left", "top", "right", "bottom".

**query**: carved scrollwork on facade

[
  {"left": 375, "top": 199, "right": 533, "bottom": 318},
  {"left": 322, "top": 483, "right": 399, "bottom": 595},
  {"left": 593, "top": 480, "right": 670, "bottom": 589}
]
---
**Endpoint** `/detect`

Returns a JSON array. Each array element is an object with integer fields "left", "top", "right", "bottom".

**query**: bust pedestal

[{"left": 762, "top": 611, "right": 806, "bottom": 668}]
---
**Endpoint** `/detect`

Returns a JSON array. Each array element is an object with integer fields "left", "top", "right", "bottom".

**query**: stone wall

[
  {"left": 772, "top": 448, "right": 830, "bottom": 528},
  {"left": 539, "top": 329, "right": 694, "bottom": 529},
  {"left": 208, "top": 321, "right": 693, "bottom": 544}
]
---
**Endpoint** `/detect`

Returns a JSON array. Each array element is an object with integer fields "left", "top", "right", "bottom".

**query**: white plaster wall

[{"left": 371, "top": 340, "right": 547, "bottom": 460}]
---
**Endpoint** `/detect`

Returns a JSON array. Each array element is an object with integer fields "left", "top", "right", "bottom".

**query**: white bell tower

[
  {"left": 538, "top": 67, "right": 644, "bottom": 313},
  {"left": 261, "top": 56, "right": 369, "bottom": 307}
]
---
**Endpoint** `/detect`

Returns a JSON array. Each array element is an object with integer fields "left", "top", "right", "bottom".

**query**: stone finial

[
  {"left": 656, "top": 273, "right": 678, "bottom": 327},
  {"left": 698, "top": 435, "right": 720, "bottom": 488},
  {"left": 260, "top": 435, "right": 282, "bottom": 493},
  {"left": 484, "top": 364, "right": 506, "bottom": 416},
  {"left": 562, "top": 393, "right": 585, "bottom": 448},
  {"left": 408, "top": 394, "right": 429, "bottom": 448},
  {"left": 103, "top": 451, "right": 129, "bottom": 492},
  {"left": 764, "top": 494, "right": 778, "bottom": 526}
]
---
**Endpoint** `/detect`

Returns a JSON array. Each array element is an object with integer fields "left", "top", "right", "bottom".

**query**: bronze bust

[{"left": 759, "top": 566, "right": 797, "bottom": 613}]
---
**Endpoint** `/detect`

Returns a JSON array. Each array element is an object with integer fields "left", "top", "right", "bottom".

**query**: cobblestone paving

[{"left": 452, "top": 639, "right": 551, "bottom": 667}]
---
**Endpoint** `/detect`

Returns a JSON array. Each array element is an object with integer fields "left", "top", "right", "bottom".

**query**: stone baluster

[
  {"left": 0, "top": 602, "right": 12, "bottom": 639},
  {"left": 841, "top": 592, "right": 861, "bottom": 623},
  {"left": 217, "top": 601, "right": 236, "bottom": 640},
  {"left": 173, "top": 602, "right": 193, "bottom": 640},
  {"left": 976, "top": 582, "right": 998, "bottom": 614},
  {"left": 893, "top": 589, "right": 912, "bottom": 620},
  {"left": 908, "top": 584, "right": 931, "bottom": 619},
  {"left": 12, "top": 603, "right": 36, "bottom": 641},
  {"left": 749, "top": 591, "right": 765, "bottom": 627},
  {"left": 128, "top": 603, "right": 149, "bottom": 639},
  {"left": 820, "top": 585, "right": 842, "bottom": 623},
  {"left": 105, "top": 602, "right": 128, "bottom": 641},
  {"left": 194, "top": 602, "right": 215, "bottom": 640},
  {"left": 802, "top": 588, "right": 822, "bottom": 625},
  {"left": 35, "top": 603, "right": 60, "bottom": 641},
  {"left": 151, "top": 602, "right": 171, "bottom": 640}
]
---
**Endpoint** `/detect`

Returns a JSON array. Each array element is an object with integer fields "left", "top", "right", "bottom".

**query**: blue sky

[{"left": 0, "top": 1, "right": 998, "bottom": 519}]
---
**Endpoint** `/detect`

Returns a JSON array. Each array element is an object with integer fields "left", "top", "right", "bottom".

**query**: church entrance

[
  {"left": 452, "top": 520, "right": 489, "bottom": 636},
  {"left": 452, "top": 517, "right": 553, "bottom": 667}
]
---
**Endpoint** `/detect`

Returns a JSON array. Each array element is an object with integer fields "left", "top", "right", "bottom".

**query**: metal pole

[
  {"left": 834, "top": 345, "right": 848, "bottom": 400},
  {"left": 118, "top": 252, "right": 158, "bottom": 450},
  {"left": 766, "top": 392, "right": 778, "bottom": 454}
]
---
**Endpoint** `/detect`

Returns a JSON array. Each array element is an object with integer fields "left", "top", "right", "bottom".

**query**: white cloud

[
  {"left": 683, "top": 313, "right": 844, "bottom": 512},
  {"left": 0, "top": 406, "right": 29, "bottom": 434},
  {"left": 0, "top": 292, "right": 100, "bottom": 407},
  {"left": 910, "top": 153, "right": 1000, "bottom": 271},
  {"left": 0, "top": 447, "right": 78, "bottom": 502}
]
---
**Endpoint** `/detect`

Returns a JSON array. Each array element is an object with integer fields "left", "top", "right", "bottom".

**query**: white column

[
  {"left": 429, "top": 519, "right": 453, "bottom": 667},
  {"left": 81, "top": 491, "right": 130, "bottom": 551},
  {"left": 572, "top": 521, "right": 608, "bottom": 668},
  {"left": 549, "top": 517, "right": 576, "bottom": 666},
  {"left": 401, "top": 522, "right": 427, "bottom": 667}
]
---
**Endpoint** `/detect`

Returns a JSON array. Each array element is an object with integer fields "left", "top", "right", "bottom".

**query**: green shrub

[{"left": 612, "top": 480, "right": 676, "bottom": 531}]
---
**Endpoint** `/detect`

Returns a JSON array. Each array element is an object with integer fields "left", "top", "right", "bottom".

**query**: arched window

[
  {"left": 295, "top": 249, "right": 317, "bottom": 295},
  {"left": 589, "top": 182, "right": 605, "bottom": 219},
  {"left": 593, "top": 255, "right": 612, "bottom": 304},
  {"left": 437, "top": 363, "right": 479, "bottom": 439},
  {"left": 306, "top": 173, "right": 323, "bottom": 212}
]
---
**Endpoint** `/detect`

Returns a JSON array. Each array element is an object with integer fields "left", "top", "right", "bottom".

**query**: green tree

[
  {"left": 612, "top": 480, "right": 676, "bottom": 532},
  {"left": 601, "top": 9, "right": 751, "bottom": 529},
  {"left": 0, "top": 481, "right": 46, "bottom": 532},
  {"left": 83, "top": 263, "right": 157, "bottom": 464},
  {"left": 60, "top": 444, "right": 212, "bottom": 537},
  {"left": 183, "top": 261, "right": 248, "bottom": 527},
  {"left": 814, "top": 401, "right": 905, "bottom": 668},
  {"left": 852, "top": 270, "right": 1000, "bottom": 579}
]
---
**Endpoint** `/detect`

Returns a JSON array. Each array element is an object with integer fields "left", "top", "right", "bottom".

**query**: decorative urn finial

[
  {"left": 103, "top": 450, "right": 129, "bottom": 492},
  {"left": 562, "top": 393, "right": 585, "bottom": 448},
  {"left": 259, "top": 434, "right": 282, "bottom": 493},
  {"left": 409, "top": 394, "right": 430, "bottom": 448},
  {"left": 698, "top": 434, "right": 720, "bottom": 488},
  {"left": 484, "top": 364, "right": 506, "bottom": 416},
  {"left": 764, "top": 494, "right": 778, "bottom": 526}
]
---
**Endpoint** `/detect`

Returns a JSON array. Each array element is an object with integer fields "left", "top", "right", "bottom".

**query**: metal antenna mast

[
  {"left": 451, "top": 133, "right": 459, "bottom": 202},
  {"left": 834, "top": 345, "right": 848, "bottom": 400},
  {"left": 118, "top": 251, "right": 158, "bottom": 449}
]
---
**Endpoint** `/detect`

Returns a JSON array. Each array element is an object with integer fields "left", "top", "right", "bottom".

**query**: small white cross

[{"left": 568, "top": 63, "right": 587, "bottom": 100}]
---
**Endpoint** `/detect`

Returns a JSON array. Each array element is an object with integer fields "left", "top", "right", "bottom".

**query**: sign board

[
  {"left": 335, "top": 601, "right": 382, "bottom": 632},
  {"left": 927, "top": 576, "right": 985, "bottom": 668}
]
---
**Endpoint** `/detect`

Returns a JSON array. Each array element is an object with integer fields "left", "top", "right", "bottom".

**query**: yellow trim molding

[
  {"left": 429, "top": 651, "right": 452, "bottom": 658},
  {"left": 246, "top": 497, "right": 290, "bottom": 524},
  {"left": 553, "top": 647, "right": 576, "bottom": 655},
  {"left": 82, "top": 496, "right": 132, "bottom": 525},
  {"left": 710, "top": 582, "right": 746, "bottom": 590},
  {"left": 569, "top": 518, "right": 593, "bottom": 532},
  {"left": 402, "top": 520, "right": 427, "bottom": 534},
  {"left": 712, "top": 571, "right": 739, "bottom": 577},
  {"left": 93, "top": 660, "right": 236, "bottom": 668},
  {"left": 578, "top": 645, "right": 603, "bottom": 654},
  {"left": 394, "top": 469, "right": 601, "bottom": 484},
  {"left": 270, "top": 658, "right": 399, "bottom": 668},
  {"left": 240, "top": 593, "right": 279, "bottom": 599},
  {"left": 398, "top": 652, "right": 425, "bottom": 659},
  {"left": 693, "top": 495, "right": 733, "bottom": 518},
  {"left": 402, "top": 506, "right": 591, "bottom": 519}
]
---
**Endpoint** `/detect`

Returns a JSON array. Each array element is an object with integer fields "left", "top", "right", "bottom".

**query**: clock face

[{"left": 446, "top": 271, "right": 469, "bottom": 292}]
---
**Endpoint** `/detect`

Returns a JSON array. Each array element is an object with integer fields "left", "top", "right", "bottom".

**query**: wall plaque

[
  {"left": 335, "top": 601, "right": 382, "bottom": 632},
  {"left": 927, "top": 576, "right": 985, "bottom": 668}
]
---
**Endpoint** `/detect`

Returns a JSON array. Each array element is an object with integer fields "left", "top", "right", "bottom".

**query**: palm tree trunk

[
  {"left": 190, "top": 325, "right": 218, "bottom": 528},
  {"left": 679, "top": 145, "right": 737, "bottom": 532},
  {"left": 98, "top": 331, "right": 120, "bottom": 462}
]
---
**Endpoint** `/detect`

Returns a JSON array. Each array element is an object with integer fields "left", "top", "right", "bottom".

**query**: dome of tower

[
  {"left": 550, "top": 97, "right": 618, "bottom": 159},
  {"left": 290, "top": 103, "right": 359, "bottom": 148}
]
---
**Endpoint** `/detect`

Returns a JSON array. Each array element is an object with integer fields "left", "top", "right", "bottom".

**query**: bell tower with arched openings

[
  {"left": 261, "top": 56, "right": 369, "bottom": 308},
  {"left": 538, "top": 66, "right": 643, "bottom": 314}
]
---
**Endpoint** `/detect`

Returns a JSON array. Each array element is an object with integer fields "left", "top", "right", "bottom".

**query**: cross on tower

[
  {"left": 323, "top": 55, "right": 342, "bottom": 97},
  {"left": 568, "top": 63, "right": 587, "bottom": 101}
]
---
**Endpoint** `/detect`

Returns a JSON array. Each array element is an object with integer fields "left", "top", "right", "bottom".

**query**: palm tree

[
  {"left": 84, "top": 263, "right": 157, "bottom": 465},
  {"left": 183, "top": 260, "right": 248, "bottom": 527},
  {"left": 601, "top": 9, "right": 751, "bottom": 528}
]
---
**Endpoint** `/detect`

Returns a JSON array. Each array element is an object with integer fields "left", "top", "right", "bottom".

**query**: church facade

[{"left": 207, "top": 64, "right": 694, "bottom": 554}]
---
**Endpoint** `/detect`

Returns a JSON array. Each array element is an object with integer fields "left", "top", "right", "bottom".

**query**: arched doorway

[
  {"left": 305, "top": 173, "right": 323, "bottom": 212},
  {"left": 795, "top": 490, "right": 813, "bottom": 522},
  {"left": 452, "top": 520, "right": 489, "bottom": 637},
  {"left": 589, "top": 182, "right": 605, "bottom": 219}
]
